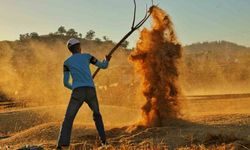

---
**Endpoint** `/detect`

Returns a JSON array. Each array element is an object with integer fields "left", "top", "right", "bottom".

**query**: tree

[
  {"left": 19, "top": 33, "right": 36, "bottom": 41},
  {"left": 95, "top": 38, "right": 101, "bottom": 42},
  {"left": 30, "top": 32, "right": 39, "bottom": 38},
  {"left": 66, "top": 28, "right": 78, "bottom": 37},
  {"left": 102, "top": 36, "right": 109, "bottom": 41},
  {"left": 19, "top": 34, "right": 26, "bottom": 41},
  {"left": 25, "top": 33, "right": 29, "bottom": 38},
  {"left": 94, "top": 38, "right": 102, "bottom": 44},
  {"left": 85, "top": 30, "right": 95, "bottom": 40},
  {"left": 57, "top": 26, "right": 66, "bottom": 35},
  {"left": 79, "top": 33, "right": 82, "bottom": 38},
  {"left": 121, "top": 40, "right": 129, "bottom": 48}
]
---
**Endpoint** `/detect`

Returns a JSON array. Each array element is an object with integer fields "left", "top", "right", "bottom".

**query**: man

[{"left": 57, "top": 38, "right": 111, "bottom": 149}]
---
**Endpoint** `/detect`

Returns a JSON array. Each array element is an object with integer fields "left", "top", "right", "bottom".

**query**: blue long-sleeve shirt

[{"left": 63, "top": 53, "right": 109, "bottom": 90}]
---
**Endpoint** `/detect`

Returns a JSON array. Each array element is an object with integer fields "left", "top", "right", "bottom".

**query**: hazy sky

[{"left": 0, "top": 0, "right": 249, "bottom": 47}]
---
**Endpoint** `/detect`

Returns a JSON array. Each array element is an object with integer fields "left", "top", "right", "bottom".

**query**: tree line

[{"left": 19, "top": 26, "right": 129, "bottom": 48}]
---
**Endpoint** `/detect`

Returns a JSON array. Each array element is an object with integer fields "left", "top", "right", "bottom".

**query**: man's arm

[
  {"left": 90, "top": 55, "right": 111, "bottom": 69},
  {"left": 63, "top": 65, "right": 73, "bottom": 90}
]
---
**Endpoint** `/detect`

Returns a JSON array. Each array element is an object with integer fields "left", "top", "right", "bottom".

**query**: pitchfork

[{"left": 92, "top": 0, "right": 155, "bottom": 79}]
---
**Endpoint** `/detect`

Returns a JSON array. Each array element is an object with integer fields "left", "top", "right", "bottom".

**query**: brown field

[
  {"left": 0, "top": 93, "right": 250, "bottom": 150},
  {"left": 1, "top": 3, "right": 250, "bottom": 149}
]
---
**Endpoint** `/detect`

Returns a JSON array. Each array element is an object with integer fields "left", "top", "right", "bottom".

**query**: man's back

[
  {"left": 64, "top": 53, "right": 108, "bottom": 89},
  {"left": 64, "top": 53, "right": 95, "bottom": 89}
]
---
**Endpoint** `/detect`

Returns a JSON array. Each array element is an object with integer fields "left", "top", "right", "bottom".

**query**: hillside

[
  {"left": 184, "top": 41, "right": 250, "bottom": 67},
  {"left": 0, "top": 36, "right": 133, "bottom": 108},
  {"left": 0, "top": 37, "right": 250, "bottom": 108},
  {"left": 185, "top": 41, "right": 250, "bottom": 53},
  {"left": 182, "top": 41, "right": 250, "bottom": 95}
]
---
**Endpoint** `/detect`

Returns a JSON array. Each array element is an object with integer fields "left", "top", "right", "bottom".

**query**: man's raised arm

[{"left": 90, "top": 55, "right": 111, "bottom": 69}]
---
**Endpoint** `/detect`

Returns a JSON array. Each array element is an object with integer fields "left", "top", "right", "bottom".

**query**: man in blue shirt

[{"left": 57, "top": 38, "right": 111, "bottom": 149}]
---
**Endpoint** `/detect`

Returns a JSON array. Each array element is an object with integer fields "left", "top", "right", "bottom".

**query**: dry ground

[{"left": 0, "top": 94, "right": 250, "bottom": 150}]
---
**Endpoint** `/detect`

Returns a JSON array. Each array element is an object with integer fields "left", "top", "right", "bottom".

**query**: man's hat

[{"left": 67, "top": 38, "right": 80, "bottom": 48}]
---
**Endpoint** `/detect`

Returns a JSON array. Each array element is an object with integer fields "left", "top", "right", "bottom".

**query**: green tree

[
  {"left": 19, "top": 34, "right": 26, "bottom": 41},
  {"left": 19, "top": 33, "right": 35, "bottom": 41},
  {"left": 85, "top": 30, "right": 95, "bottom": 40},
  {"left": 30, "top": 32, "right": 39, "bottom": 38},
  {"left": 102, "top": 36, "right": 109, "bottom": 41},
  {"left": 48, "top": 32, "right": 55, "bottom": 37},
  {"left": 79, "top": 33, "right": 83, "bottom": 38},
  {"left": 66, "top": 28, "right": 78, "bottom": 37},
  {"left": 57, "top": 26, "right": 66, "bottom": 35},
  {"left": 95, "top": 38, "right": 101, "bottom": 42},
  {"left": 25, "top": 33, "right": 29, "bottom": 38}
]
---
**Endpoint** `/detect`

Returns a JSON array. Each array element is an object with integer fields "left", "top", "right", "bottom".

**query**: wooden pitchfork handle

[{"left": 92, "top": 0, "right": 154, "bottom": 79}]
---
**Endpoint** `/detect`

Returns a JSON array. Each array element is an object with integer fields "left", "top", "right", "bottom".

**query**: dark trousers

[{"left": 57, "top": 87, "right": 106, "bottom": 146}]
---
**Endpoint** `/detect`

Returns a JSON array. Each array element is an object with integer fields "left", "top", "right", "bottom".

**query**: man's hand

[{"left": 105, "top": 55, "right": 112, "bottom": 61}]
